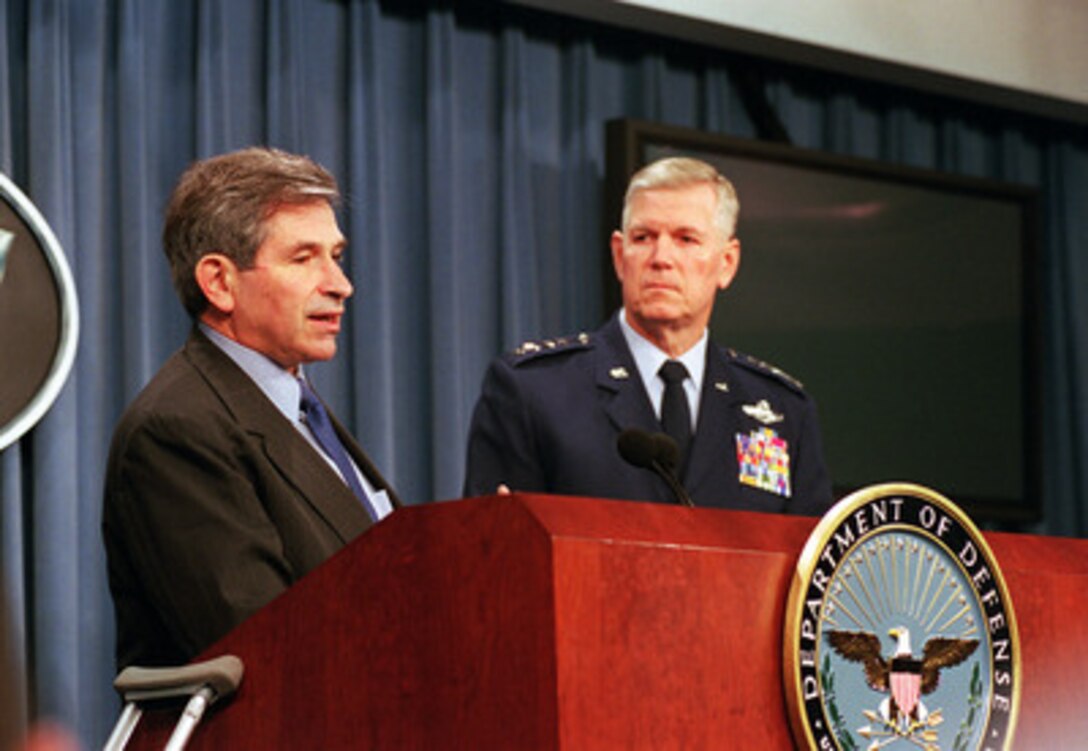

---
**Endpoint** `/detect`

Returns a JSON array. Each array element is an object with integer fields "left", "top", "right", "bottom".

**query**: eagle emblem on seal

[{"left": 827, "top": 627, "right": 978, "bottom": 737}]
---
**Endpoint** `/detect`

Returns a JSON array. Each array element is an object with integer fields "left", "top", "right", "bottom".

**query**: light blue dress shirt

[
  {"left": 199, "top": 323, "right": 392, "bottom": 519},
  {"left": 618, "top": 309, "right": 707, "bottom": 431}
]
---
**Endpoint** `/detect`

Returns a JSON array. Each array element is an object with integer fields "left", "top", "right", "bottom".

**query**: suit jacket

[
  {"left": 464, "top": 315, "right": 832, "bottom": 514},
  {"left": 102, "top": 328, "right": 400, "bottom": 668}
]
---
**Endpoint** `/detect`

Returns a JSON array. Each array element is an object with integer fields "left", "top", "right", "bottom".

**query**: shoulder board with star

[
  {"left": 727, "top": 348, "right": 805, "bottom": 394},
  {"left": 508, "top": 332, "right": 592, "bottom": 364}
]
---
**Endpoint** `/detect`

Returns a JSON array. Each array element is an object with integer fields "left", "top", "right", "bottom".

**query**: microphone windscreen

[
  {"left": 617, "top": 429, "right": 657, "bottom": 469},
  {"left": 652, "top": 432, "right": 680, "bottom": 470}
]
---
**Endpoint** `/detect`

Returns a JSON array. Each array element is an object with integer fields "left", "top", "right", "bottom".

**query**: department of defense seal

[{"left": 783, "top": 483, "right": 1020, "bottom": 750}]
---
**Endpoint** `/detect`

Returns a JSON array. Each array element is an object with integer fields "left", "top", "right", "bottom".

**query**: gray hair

[
  {"left": 163, "top": 146, "right": 340, "bottom": 318},
  {"left": 622, "top": 156, "right": 739, "bottom": 237}
]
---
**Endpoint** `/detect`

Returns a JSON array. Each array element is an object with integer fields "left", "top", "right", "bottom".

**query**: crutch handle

[
  {"left": 114, "top": 654, "right": 244, "bottom": 704},
  {"left": 104, "top": 655, "right": 244, "bottom": 751}
]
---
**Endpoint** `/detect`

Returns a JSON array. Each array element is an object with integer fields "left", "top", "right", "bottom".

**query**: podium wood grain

[{"left": 126, "top": 494, "right": 1088, "bottom": 749}]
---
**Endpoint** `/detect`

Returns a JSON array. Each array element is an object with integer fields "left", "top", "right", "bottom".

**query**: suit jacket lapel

[
  {"left": 184, "top": 329, "right": 373, "bottom": 541},
  {"left": 329, "top": 411, "right": 403, "bottom": 509}
]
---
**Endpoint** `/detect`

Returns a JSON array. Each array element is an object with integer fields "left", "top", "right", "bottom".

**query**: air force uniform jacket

[{"left": 463, "top": 315, "right": 832, "bottom": 515}]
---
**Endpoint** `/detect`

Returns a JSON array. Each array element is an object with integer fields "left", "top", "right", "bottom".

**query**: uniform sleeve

[
  {"left": 790, "top": 396, "right": 834, "bottom": 515},
  {"left": 104, "top": 409, "right": 294, "bottom": 662},
  {"left": 462, "top": 357, "right": 548, "bottom": 496}
]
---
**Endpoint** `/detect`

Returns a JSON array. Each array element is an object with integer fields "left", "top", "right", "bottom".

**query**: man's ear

[
  {"left": 610, "top": 230, "right": 626, "bottom": 283},
  {"left": 718, "top": 237, "right": 741, "bottom": 291},
  {"left": 194, "top": 254, "right": 238, "bottom": 314}
]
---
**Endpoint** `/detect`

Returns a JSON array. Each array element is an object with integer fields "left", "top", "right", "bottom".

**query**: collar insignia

[
  {"left": 609, "top": 366, "right": 630, "bottom": 380},
  {"left": 742, "top": 399, "right": 783, "bottom": 425},
  {"left": 714, "top": 381, "right": 729, "bottom": 393}
]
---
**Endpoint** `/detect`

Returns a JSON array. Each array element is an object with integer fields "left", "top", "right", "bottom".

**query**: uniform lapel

[
  {"left": 185, "top": 330, "right": 372, "bottom": 541},
  {"left": 684, "top": 346, "right": 745, "bottom": 503},
  {"left": 595, "top": 317, "right": 660, "bottom": 435}
]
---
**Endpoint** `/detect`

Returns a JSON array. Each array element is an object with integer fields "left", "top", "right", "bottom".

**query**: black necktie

[
  {"left": 299, "top": 380, "right": 379, "bottom": 521},
  {"left": 659, "top": 360, "right": 692, "bottom": 464}
]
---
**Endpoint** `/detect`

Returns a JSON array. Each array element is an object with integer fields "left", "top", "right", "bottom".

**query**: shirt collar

[
  {"left": 199, "top": 323, "right": 303, "bottom": 424},
  {"left": 617, "top": 308, "right": 708, "bottom": 395}
]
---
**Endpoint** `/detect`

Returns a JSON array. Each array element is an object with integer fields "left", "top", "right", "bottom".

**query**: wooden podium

[{"left": 128, "top": 494, "right": 1088, "bottom": 749}]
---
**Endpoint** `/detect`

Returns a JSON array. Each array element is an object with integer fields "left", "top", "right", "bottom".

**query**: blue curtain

[{"left": 0, "top": 0, "right": 1084, "bottom": 745}]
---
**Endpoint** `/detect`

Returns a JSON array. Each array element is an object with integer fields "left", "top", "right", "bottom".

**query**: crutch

[{"left": 102, "top": 654, "right": 244, "bottom": 751}]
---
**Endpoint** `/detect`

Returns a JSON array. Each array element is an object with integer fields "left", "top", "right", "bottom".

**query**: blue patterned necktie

[{"left": 299, "top": 379, "right": 379, "bottom": 521}]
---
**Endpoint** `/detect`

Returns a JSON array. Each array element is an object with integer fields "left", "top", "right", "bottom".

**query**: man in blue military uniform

[{"left": 463, "top": 156, "right": 832, "bottom": 514}]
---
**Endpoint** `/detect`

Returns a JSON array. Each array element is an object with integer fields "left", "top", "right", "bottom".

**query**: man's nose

[
  {"left": 648, "top": 235, "right": 679, "bottom": 264},
  {"left": 322, "top": 257, "right": 354, "bottom": 299}
]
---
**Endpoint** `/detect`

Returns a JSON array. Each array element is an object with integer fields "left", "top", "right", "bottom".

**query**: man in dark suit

[
  {"left": 464, "top": 156, "right": 831, "bottom": 514},
  {"left": 103, "top": 147, "right": 400, "bottom": 669}
]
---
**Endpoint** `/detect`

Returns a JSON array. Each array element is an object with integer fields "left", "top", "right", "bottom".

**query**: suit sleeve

[
  {"left": 463, "top": 357, "right": 548, "bottom": 496},
  {"left": 104, "top": 408, "right": 294, "bottom": 661}
]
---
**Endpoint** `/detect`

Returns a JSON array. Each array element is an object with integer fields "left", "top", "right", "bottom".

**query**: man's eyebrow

[{"left": 290, "top": 237, "right": 347, "bottom": 251}]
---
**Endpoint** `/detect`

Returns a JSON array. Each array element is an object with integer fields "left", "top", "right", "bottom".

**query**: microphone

[{"left": 617, "top": 429, "right": 695, "bottom": 508}]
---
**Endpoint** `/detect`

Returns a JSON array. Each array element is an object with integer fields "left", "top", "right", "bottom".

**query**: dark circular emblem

[
  {"left": 0, "top": 173, "right": 79, "bottom": 450},
  {"left": 783, "top": 483, "right": 1020, "bottom": 750}
]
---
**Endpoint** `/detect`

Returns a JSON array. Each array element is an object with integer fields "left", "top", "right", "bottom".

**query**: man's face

[
  {"left": 227, "top": 201, "right": 352, "bottom": 372},
  {"left": 611, "top": 183, "right": 739, "bottom": 344}
]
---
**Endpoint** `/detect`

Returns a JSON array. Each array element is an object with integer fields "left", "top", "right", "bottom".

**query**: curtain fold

[{"left": 0, "top": 0, "right": 1085, "bottom": 745}]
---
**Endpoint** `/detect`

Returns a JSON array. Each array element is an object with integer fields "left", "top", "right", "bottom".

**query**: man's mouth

[{"left": 308, "top": 310, "right": 343, "bottom": 330}]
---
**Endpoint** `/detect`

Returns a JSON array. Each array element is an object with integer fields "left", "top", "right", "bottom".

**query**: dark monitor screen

[{"left": 606, "top": 119, "right": 1041, "bottom": 523}]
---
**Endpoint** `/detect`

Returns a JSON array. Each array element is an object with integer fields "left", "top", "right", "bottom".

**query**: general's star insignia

[{"left": 742, "top": 399, "right": 784, "bottom": 425}]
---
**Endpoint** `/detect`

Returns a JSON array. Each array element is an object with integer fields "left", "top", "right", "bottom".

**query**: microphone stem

[{"left": 651, "top": 460, "right": 695, "bottom": 508}]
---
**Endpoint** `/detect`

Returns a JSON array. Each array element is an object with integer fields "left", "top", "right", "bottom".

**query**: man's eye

[{"left": 292, "top": 250, "right": 316, "bottom": 264}]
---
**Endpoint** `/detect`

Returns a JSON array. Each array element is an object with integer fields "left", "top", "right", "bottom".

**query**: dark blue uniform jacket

[{"left": 463, "top": 315, "right": 832, "bottom": 515}]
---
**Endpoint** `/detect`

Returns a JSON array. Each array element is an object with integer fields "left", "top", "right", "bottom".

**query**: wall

[{"left": 507, "top": 0, "right": 1088, "bottom": 123}]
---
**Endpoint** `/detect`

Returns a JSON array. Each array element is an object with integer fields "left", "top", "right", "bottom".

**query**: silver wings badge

[{"left": 742, "top": 399, "right": 784, "bottom": 425}]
